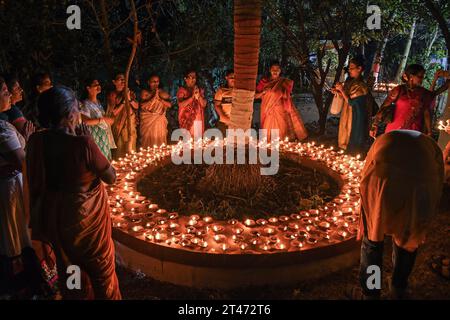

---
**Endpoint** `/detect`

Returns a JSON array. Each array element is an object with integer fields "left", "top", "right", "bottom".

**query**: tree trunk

[
  {"left": 394, "top": 19, "right": 416, "bottom": 83},
  {"left": 425, "top": 23, "right": 439, "bottom": 63},
  {"left": 230, "top": 0, "right": 262, "bottom": 130},
  {"left": 369, "top": 36, "right": 389, "bottom": 86},
  {"left": 202, "top": 0, "right": 267, "bottom": 199}
]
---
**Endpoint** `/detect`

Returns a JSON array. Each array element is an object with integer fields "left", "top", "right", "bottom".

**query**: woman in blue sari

[{"left": 333, "top": 57, "right": 375, "bottom": 155}]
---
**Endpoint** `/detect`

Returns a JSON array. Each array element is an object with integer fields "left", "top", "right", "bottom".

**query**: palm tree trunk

[
  {"left": 230, "top": 0, "right": 262, "bottom": 130},
  {"left": 394, "top": 19, "right": 416, "bottom": 83}
]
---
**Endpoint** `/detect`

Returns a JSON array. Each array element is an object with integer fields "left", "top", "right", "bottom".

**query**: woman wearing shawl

[
  {"left": 80, "top": 78, "right": 116, "bottom": 160},
  {"left": 333, "top": 57, "right": 374, "bottom": 155},
  {"left": 27, "top": 86, "right": 121, "bottom": 300},
  {"left": 140, "top": 74, "right": 171, "bottom": 148},
  {"left": 177, "top": 70, "right": 207, "bottom": 136},
  {"left": 107, "top": 73, "right": 138, "bottom": 159},
  {"left": 256, "top": 62, "right": 307, "bottom": 141}
]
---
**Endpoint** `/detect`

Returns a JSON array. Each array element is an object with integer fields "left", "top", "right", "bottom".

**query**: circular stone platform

[{"left": 110, "top": 140, "right": 363, "bottom": 289}]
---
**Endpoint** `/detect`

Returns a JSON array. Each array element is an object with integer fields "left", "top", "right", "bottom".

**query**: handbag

[{"left": 330, "top": 93, "right": 344, "bottom": 115}]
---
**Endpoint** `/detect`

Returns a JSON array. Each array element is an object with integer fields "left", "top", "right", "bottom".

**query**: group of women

[
  {"left": 0, "top": 75, "right": 121, "bottom": 299},
  {"left": 332, "top": 57, "right": 450, "bottom": 156},
  {"left": 0, "top": 58, "right": 449, "bottom": 300}
]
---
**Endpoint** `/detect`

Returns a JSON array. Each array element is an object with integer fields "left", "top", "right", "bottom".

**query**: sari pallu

[
  {"left": 177, "top": 87, "right": 205, "bottom": 135},
  {"left": 258, "top": 78, "right": 308, "bottom": 141},
  {"left": 140, "top": 98, "right": 168, "bottom": 148},
  {"left": 27, "top": 134, "right": 121, "bottom": 300}
]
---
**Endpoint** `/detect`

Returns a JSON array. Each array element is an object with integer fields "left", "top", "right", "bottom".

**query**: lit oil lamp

[{"left": 244, "top": 219, "right": 256, "bottom": 227}]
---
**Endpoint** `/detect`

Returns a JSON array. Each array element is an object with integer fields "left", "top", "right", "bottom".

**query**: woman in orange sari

[
  {"left": 107, "top": 73, "right": 139, "bottom": 159},
  {"left": 27, "top": 86, "right": 121, "bottom": 300},
  {"left": 140, "top": 74, "right": 171, "bottom": 148},
  {"left": 177, "top": 70, "right": 207, "bottom": 136},
  {"left": 256, "top": 62, "right": 308, "bottom": 141}
]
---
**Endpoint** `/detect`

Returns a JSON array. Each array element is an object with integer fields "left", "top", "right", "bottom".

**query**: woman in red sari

[
  {"left": 27, "top": 86, "right": 121, "bottom": 300},
  {"left": 372, "top": 64, "right": 449, "bottom": 137},
  {"left": 177, "top": 70, "right": 207, "bottom": 136},
  {"left": 256, "top": 62, "right": 308, "bottom": 141}
]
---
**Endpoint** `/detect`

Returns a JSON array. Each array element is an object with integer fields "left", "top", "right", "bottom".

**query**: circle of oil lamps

[{"left": 110, "top": 140, "right": 364, "bottom": 254}]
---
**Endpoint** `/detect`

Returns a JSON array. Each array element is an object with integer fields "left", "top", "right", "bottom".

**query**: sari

[
  {"left": 0, "top": 120, "right": 51, "bottom": 296},
  {"left": 256, "top": 77, "right": 308, "bottom": 141},
  {"left": 338, "top": 77, "right": 373, "bottom": 154},
  {"left": 27, "top": 131, "right": 121, "bottom": 300},
  {"left": 177, "top": 87, "right": 205, "bottom": 136},
  {"left": 81, "top": 100, "right": 116, "bottom": 160},
  {"left": 107, "top": 90, "right": 136, "bottom": 159},
  {"left": 384, "top": 85, "right": 434, "bottom": 134},
  {"left": 358, "top": 130, "right": 444, "bottom": 251},
  {"left": 140, "top": 94, "right": 169, "bottom": 148}
]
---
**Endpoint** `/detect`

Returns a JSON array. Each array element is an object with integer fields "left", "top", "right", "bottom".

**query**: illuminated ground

[{"left": 117, "top": 185, "right": 450, "bottom": 299}]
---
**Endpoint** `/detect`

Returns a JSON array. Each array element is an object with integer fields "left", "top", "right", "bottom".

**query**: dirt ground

[{"left": 116, "top": 97, "right": 450, "bottom": 300}]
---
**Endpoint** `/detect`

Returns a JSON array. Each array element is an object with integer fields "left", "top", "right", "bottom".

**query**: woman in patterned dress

[{"left": 80, "top": 78, "right": 116, "bottom": 160}]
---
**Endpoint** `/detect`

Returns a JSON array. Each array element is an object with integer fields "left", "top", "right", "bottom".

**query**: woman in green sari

[
  {"left": 80, "top": 78, "right": 116, "bottom": 160},
  {"left": 333, "top": 57, "right": 375, "bottom": 155}
]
